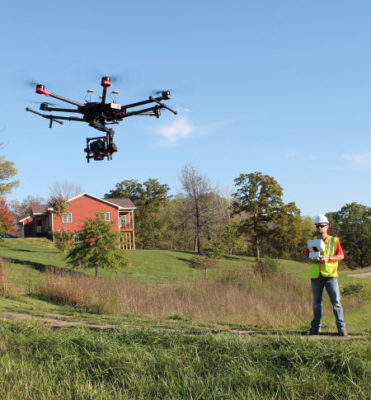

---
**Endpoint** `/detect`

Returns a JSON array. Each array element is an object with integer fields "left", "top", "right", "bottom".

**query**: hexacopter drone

[{"left": 26, "top": 76, "right": 177, "bottom": 162}]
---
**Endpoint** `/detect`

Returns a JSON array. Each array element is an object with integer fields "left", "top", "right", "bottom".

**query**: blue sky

[{"left": 1, "top": 1, "right": 370, "bottom": 216}]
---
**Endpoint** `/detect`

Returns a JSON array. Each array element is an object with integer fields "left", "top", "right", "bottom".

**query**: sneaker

[
  {"left": 338, "top": 329, "right": 348, "bottom": 337},
  {"left": 304, "top": 328, "right": 319, "bottom": 335}
]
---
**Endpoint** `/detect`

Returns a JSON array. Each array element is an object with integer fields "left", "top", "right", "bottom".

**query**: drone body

[{"left": 26, "top": 76, "right": 177, "bottom": 162}]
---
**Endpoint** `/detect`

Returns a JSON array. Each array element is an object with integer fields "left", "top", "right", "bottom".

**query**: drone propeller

[
  {"left": 151, "top": 90, "right": 164, "bottom": 96},
  {"left": 150, "top": 86, "right": 180, "bottom": 97},
  {"left": 23, "top": 77, "right": 52, "bottom": 88},
  {"left": 30, "top": 100, "right": 57, "bottom": 106},
  {"left": 93, "top": 68, "right": 140, "bottom": 87},
  {"left": 109, "top": 74, "right": 123, "bottom": 84},
  {"left": 27, "top": 80, "right": 39, "bottom": 88}
]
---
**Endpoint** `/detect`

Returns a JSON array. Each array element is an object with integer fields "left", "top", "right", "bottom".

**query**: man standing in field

[{"left": 305, "top": 215, "right": 347, "bottom": 336}]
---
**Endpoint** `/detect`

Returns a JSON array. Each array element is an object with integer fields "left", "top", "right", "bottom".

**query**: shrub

[
  {"left": 217, "top": 266, "right": 253, "bottom": 285},
  {"left": 203, "top": 240, "right": 226, "bottom": 259},
  {"left": 67, "top": 213, "right": 128, "bottom": 277},
  {"left": 253, "top": 257, "right": 279, "bottom": 278},
  {"left": 341, "top": 282, "right": 366, "bottom": 296},
  {"left": 54, "top": 230, "right": 75, "bottom": 252},
  {"left": 189, "top": 255, "right": 218, "bottom": 270}
]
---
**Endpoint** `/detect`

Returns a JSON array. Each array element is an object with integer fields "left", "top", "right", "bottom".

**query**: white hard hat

[{"left": 314, "top": 215, "right": 329, "bottom": 225}]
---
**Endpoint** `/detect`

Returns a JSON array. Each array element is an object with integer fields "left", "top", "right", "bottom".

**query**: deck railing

[{"left": 120, "top": 222, "right": 133, "bottom": 230}]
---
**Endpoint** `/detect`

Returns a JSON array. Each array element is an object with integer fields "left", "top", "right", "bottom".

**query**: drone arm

[
  {"left": 48, "top": 93, "right": 84, "bottom": 107},
  {"left": 149, "top": 97, "right": 177, "bottom": 115},
  {"left": 42, "top": 106, "right": 82, "bottom": 114},
  {"left": 41, "top": 115, "right": 85, "bottom": 122},
  {"left": 26, "top": 108, "right": 85, "bottom": 124},
  {"left": 122, "top": 93, "right": 171, "bottom": 110},
  {"left": 25, "top": 108, "right": 63, "bottom": 125},
  {"left": 46, "top": 92, "right": 84, "bottom": 107},
  {"left": 36, "top": 85, "right": 84, "bottom": 107},
  {"left": 124, "top": 105, "right": 162, "bottom": 118}
]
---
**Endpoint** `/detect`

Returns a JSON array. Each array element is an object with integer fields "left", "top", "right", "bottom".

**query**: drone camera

[
  {"left": 90, "top": 139, "right": 105, "bottom": 153},
  {"left": 85, "top": 136, "right": 118, "bottom": 162},
  {"left": 87, "top": 139, "right": 106, "bottom": 161}
]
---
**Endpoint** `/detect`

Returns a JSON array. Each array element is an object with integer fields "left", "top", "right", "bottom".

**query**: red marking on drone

[{"left": 36, "top": 84, "right": 50, "bottom": 96}]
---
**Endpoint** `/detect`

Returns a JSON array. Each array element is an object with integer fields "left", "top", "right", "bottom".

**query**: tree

[
  {"left": 295, "top": 216, "right": 316, "bottom": 260},
  {"left": 49, "top": 181, "right": 84, "bottom": 199},
  {"left": 179, "top": 164, "right": 225, "bottom": 253},
  {"left": 221, "top": 221, "right": 245, "bottom": 254},
  {"left": 268, "top": 202, "right": 302, "bottom": 258},
  {"left": 0, "top": 198, "right": 16, "bottom": 236},
  {"left": 66, "top": 213, "right": 128, "bottom": 277},
  {"left": 105, "top": 179, "right": 170, "bottom": 249},
  {"left": 232, "top": 172, "right": 285, "bottom": 259},
  {"left": 156, "top": 196, "right": 195, "bottom": 250},
  {"left": 330, "top": 203, "right": 371, "bottom": 269},
  {"left": 0, "top": 156, "right": 19, "bottom": 195},
  {"left": 10, "top": 195, "right": 46, "bottom": 222},
  {"left": 157, "top": 193, "right": 229, "bottom": 252},
  {"left": 48, "top": 195, "right": 69, "bottom": 232}
]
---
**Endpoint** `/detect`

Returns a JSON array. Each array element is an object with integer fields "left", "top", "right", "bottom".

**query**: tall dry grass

[
  {"left": 35, "top": 267, "right": 313, "bottom": 327},
  {"left": 0, "top": 259, "right": 14, "bottom": 297}
]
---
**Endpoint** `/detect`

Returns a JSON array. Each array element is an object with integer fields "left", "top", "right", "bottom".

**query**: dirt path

[
  {"left": 2, "top": 312, "right": 115, "bottom": 329},
  {"left": 348, "top": 272, "right": 371, "bottom": 278},
  {"left": 2, "top": 312, "right": 368, "bottom": 340}
]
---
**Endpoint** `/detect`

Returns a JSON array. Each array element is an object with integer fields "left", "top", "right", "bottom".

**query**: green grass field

[
  {"left": 1, "top": 238, "right": 370, "bottom": 399},
  {"left": 1, "top": 322, "right": 370, "bottom": 400}
]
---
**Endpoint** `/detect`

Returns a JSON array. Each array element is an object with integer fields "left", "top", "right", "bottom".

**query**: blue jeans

[{"left": 311, "top": 277, "right": 346, "bottom": 331}]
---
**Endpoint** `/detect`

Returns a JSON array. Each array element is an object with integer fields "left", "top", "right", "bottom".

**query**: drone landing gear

[{"left": 84, "top": 131, "right": 117, "bottom": 163}]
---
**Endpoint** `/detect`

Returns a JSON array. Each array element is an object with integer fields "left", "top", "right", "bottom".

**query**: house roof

[
  {"left": 30, "top": 193, "right": 136, "bottom": 218},
  {"left": 105, "top": 198, "right": 136, "bottom": 209},
  {"left": 68, "top": 193, "right": 136, "bottom": 210},
  {"left": 31, "top": 204, "right": 49, "bottom": 215},
  {"left": 18, "top": 216, "right": 32, "bottom": 223}
]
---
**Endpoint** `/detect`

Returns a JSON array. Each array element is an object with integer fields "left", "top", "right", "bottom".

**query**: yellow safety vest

[{"left": 309, "top": 236, "right": 340, "bottom": 279}]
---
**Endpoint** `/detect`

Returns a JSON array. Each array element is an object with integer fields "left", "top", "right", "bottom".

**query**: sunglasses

[{"left": 316, "top": 224, "right": 328, "bottom": 228}]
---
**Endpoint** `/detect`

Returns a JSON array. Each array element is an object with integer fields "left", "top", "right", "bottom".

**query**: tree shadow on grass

[
  {"left": 3, "top": 257, "right": 48, "bottom": 272},
  {"left": 222, "top": 255, "right": 251, "bottom": 261},
  {"left": 173, "top": 250, "right": 196, "bottom": 256},
  {"left": 176, "top": 257, "right": 192, "bottom": 263},
  {"left": 3, "top": 257, "right": 86, "bottom": 278}
]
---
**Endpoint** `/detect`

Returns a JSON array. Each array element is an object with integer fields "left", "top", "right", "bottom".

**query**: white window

[
  {"left": 62, "top": 213, "right": 72, "bottom": 223},
  {"left": 104, "top": 212, "right": 110, "bottom": 221}
]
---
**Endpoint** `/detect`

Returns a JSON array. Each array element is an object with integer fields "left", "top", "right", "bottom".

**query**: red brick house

[{"left": 19, "top": 193, "right": 136, "bottom": 249}]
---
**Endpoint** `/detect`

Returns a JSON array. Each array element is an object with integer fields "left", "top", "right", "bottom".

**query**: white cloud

[
  {"left": 342, "top": 152, "right": 371, "bottom": 169},
  {"left": 154, "top": 115, "right": 194, "bottom": 145},
  {"left": 153, "top": 107, "right": 236, "bottom": 146},
  {"left": 284, "top": 149, "right": 299, "bottom": 159}
]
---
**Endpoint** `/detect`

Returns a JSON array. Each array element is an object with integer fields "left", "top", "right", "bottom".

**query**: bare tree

[
  {"left": 48, "top": 181, "right": 84, "bottom": 199},
  {"left": 179, "top": 164, "right": 224, "bottom": 253},
  {"left": 10, "top": 195, "right": 46, "bottom": 222}
]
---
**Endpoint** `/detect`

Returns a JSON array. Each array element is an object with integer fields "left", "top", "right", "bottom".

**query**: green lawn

[
  {"left": 0, "top": 238, "right": 254, "bottom": 283},
  {"left": 0, "top": 321, "right": 369, "bottom": 400},
  {"left": 1, "top": 238, "right": 370, "bottom": 333}
]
